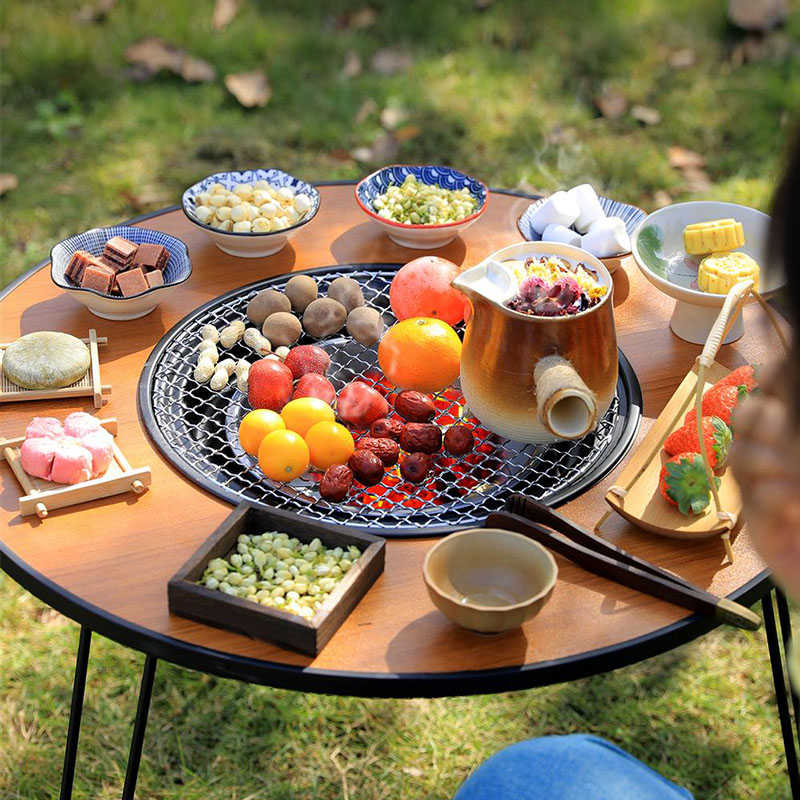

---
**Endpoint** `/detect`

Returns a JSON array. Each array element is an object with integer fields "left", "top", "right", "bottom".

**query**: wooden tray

[
  {"left": 0, "top": 417, "right": 151, "bottom": 518},
  {"left": 601, "top": 360, "right": 741, "bottom": 540},
  {"left": 0, "top": 328, "right": 111, "bottom": 408},
  {"left": 168, "top": 502, "right": 385, "bottom": 655}
]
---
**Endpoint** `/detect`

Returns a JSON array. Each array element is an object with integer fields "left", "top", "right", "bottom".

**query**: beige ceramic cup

[{"left": 422, "top": 528, "right": 558, "bottom": 633}]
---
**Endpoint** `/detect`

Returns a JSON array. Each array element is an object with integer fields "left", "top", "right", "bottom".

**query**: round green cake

[{"left": 3, "top": 331, "right": 91, "bottom": 390}]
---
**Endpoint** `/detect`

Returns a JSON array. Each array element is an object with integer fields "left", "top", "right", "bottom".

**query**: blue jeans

[{"left": 453, "top": 735, "right": 693, "bottom": 800}]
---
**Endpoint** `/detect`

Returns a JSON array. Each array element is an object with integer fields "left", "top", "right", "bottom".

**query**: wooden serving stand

[
  {"left": 0, "top": 328, "right": 111, "bottom": 408},
  {"left": 0, "top": 417, "right": 151, "bottom": 519}
]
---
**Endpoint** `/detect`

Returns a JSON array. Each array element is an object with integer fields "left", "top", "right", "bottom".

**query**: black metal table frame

[{"left": 2, "top": 197, "right": 798, "bottom": 797}]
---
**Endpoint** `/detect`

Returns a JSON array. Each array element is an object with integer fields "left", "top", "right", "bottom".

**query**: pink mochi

[
  {"left": 79, "top": 429, "right": 114, "bottom": 477},
  {"left": 49, "top": 441, "right": 93, "bottom": 485},
  {"left": 62, "top": 412, "right": 102, "bottom": 438},
  {"left": 20, "top": 437, "right": 59, "bottom": 480},
  {"left": 25, "top": 417, "right": 64, "bottom": 440}
]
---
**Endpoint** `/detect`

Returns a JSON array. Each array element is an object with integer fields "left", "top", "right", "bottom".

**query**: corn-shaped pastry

[
  {"left": 683, "top": 219, "right": 745, "bottom": 256},
  {"left": 697, "top": 251, "right": 760, "bottom": 294}
]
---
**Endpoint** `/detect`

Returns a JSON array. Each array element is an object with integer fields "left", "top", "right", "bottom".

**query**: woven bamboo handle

[{"left": 698, "top": 280, "right": 754, "bottom": 369}]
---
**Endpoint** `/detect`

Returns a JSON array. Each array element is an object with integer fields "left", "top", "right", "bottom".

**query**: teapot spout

[
  {"left": 533, "top": 355, "right": 598, "bottom": 440},
  {"left": 451, "top": 259, "right": 518, "bottom": 307}
]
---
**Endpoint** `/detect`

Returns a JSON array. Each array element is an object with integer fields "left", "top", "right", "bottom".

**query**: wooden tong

[{"left": 485, "top": 494, "right": 761, "bottom": 631}]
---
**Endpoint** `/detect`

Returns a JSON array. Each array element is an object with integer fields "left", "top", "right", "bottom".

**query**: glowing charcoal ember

[
  {"left": 25, "top": 417, "right": 64, "bottom": 439},
  {"left": 62, "top": 412, "right": 103, "bottom": 438},
  {"left": 49, "top": 441, "right": 93, "bottom": 484},
  {"left": 20, "top": 437, "right": 59, "bottom": 480},
  {"left": 79, "top": 429, "right": 115, "bottom": 476}
]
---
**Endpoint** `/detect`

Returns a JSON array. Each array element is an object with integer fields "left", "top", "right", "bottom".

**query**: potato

[
  {"left": 346, "top": 307, "right": 383, "bottom": 346},
  {"left": 302, "top": 298, "right": 347, "bottom": 338},
  {"left": 246, "top": 289, "right": 291, "bottom": 326},
  {"left": 285, "top": 274, "right": 318, "bottom": 313},
  {"left": 327, "top": 276, "right": 364, "bottom": 313},
  {"left": 261, "top": 311, "right": 302, "bottom": 347}
]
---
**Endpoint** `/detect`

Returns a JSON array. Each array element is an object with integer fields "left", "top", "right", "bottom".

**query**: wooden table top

[{"left": 0, "top": 185, "right": 780, "bottom": 697}]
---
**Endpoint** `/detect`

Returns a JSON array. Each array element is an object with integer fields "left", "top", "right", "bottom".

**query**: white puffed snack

[
  {"left": 581, "top": 225, "right": 631, "bottom": 259},
  {"left": 568, "top": 184, "right": 606, "bottom": 233},
  {"left": 294, "top": 193, "right": 312, "bottom": 215},
  {"left": 219, "top": 320, "right": 246, "bottom": 349},
  {"left": 230, "top": 204, "right": 250, "bottom": 223},
  {"left": 243, "top": 327, "right": 271, "bottom": 355},
  {"left": 541, "top": 223, "right": 581, "bottom": 247},
  {"left": 216, "top": 219, "right": 233, "bottom": 232},
  {"left": 259, "top": 203, "right": 278, "bottom": 219},
  {"left": 252, "top": 218, "right": 271, "bottom": 233},
  {"left": 277, "top": 186, "right": 294, "bottom": 203},
  {"left": 529, "top": 191, "right": 580, "bottom": 234},
  {"left": 194, "top": 205, "right": 213, "bottom": 224},
  {"left": 194, "top": 355, "right": 216, "bottom": 384},
  {"left": 233, "top": 184, "right": 253, "bottom": 200},
  {"left": 233, "top": 221, "right": 252, "bottom": 233}
]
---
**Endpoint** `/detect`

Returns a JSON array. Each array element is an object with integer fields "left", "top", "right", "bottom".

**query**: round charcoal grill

[{"left": 138, "top": 263, "right": 642, "bottom": 538}]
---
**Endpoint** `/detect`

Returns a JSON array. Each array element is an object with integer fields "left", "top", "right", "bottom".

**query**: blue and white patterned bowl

[
  {"left": 51, "top": 225, "right": 192, "bottom": 320},
  {"left": 182, "top": 169, "right": 321, "bottom": 259},
  {"left": 518, "top": 194, "right": 647, "bottom": 272},
  {"left": 355, "top": 164, "right": 488, "bottom": 249}
]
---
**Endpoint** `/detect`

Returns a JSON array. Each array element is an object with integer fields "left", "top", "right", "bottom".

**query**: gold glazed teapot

[{"left": 452, "top": 242, "right": 618, "bottom": 444}]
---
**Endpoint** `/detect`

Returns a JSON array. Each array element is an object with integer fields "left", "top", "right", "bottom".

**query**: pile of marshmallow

[{"left": 527, "top": 184, "right": 631, "bottom": 259}]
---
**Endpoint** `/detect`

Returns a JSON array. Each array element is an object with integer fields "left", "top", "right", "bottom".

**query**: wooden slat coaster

[
  {"left": 599, "top": 360, "right": 741, "bottom": 541},
  {"left": 0, "top": 417, "right": 151, "bottom": 519},
  {"left": 0, "top": 328, "right": 111, "bottom": 408}
]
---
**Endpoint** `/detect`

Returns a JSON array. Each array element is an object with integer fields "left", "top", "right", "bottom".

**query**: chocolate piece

[
  {"left": 65, "top": 250, "right": 93, "bottom": 284},
  {"left": 81, "top": 263, "right": 115, "bottom": 293},
  {"left": 115, "top": 267, "right": 149, "bottom": 297},
  {"left": 102, "top": 236, "right": 137, "bottom": 269},
  {"left": 132, "top": 242, "right": 169, "bottom": 272},
  {"left": 144, "top": 270, "right": 164, "bottom": 289},
  {"left": 99, "top": 254, "right": 125, "bottom": 272}
]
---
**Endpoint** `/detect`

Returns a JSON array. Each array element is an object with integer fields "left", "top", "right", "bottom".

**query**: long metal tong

[{"left": 485, "top": 494, "right": 761, "bottom": 631}]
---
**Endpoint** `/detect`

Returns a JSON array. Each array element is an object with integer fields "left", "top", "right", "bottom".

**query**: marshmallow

[
  {"left": 581, "top": 225, "right": 631, "bottom": 259},
  {"left": 587, "top": 216, "right": 627, "bottom": 236},
  {"left": 529, "top": 191, "right": 580, "bottom": 234},
  {"left": 541, "top": 223, "right": 581, "bottom": 247},
  {"left": 568, "top": 183, "right": 606, "bottom": 233}
]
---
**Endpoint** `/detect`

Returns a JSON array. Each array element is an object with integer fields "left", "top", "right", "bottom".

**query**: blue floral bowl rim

[
  {"left": 181, "top": 168, "right": 321, "bottom": 238},
  {"left": 355, "top": 164, "right": 489, "bottom": 230},
  {"left": 50, "top": 225, "right": 193, "bottom": 301}
]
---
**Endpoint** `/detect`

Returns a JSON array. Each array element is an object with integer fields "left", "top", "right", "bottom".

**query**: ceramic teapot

[{"left": 452, "top": 242, "right": 618, "bottom": 444}]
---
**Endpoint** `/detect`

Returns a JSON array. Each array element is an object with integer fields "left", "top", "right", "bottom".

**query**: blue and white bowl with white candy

[{"left": 182, "top": 169, "right": 321, "bottom": 258}]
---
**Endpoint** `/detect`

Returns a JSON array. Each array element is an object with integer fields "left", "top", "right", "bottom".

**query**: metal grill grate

[{"left": 138, "top": 263, "right": 641, "bottom": 537}]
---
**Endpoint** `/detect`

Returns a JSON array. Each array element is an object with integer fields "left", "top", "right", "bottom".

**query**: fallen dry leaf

[
  {"left": 370, "top": 48, "right": 413, "bottom": 75},
  {"left": 394, "top": 124, "right": 421, "bottom": 143},
  {"left": 341, "top": 50, "right": 362, "bottom": 79},
  {"left": 668, "top": 146, "right": 705, "bottom": 170},
  {"left": 349, "top": 7, "right": 377, "bottom": 29},
  {"left": 728, "top": 0, "right": 787, "bottom": 32},
  {"left": 74, "top": 0, "right": 115, "bottom": 24},
  {"left": 652, "top": 190, "right": 674, "bottom": 209},
  {"left": 380, "top": 106, "right": 407, "bottom": 130},
  {"left": 351, "top": 131, "right": 399, "bottom": 164},
  {"left": 125, "top": 38, "right": 216, "bottom": 83},
  {"left": 401, "top": 767, "right": 424, "bottom": 778},
  {"left": 181, "top": 55, "right": 216, "bottom": 83},
  {"left": 668, "top": 48, "right": 696, "bottom": 69},
  {"left": 0, "top": 173, "right": 18, "bottom": 197},
  {"left": 595, "top": 84, "right": 628, "bottom": 120},
  {"left": 213, "top": 0, "right": 242, "bottom": 31},
  {"left": 630, "top": 105, "right": 662, "bottom": 125},
  {"left": 224, "top": 70, "right": 271, "bottom": 107},
  {"left": 354, "top": 98, "right": 378, "bottom": 125},
  {"left": 682, "top": 167, "right": 712, "bottom": 193}
]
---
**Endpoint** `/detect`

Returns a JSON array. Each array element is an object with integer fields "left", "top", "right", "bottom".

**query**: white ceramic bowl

[
  {"left": 355, "top": 164, "right": 488, "bottom": 249},
  {"left": 631, "top": 201, "right": 779, "bottom": 344},
  {"left": 51, "top": 225, "right": 192, "bottom": 321},
  {"left": 423, "top": 528, "right": 558, "bottom": 633},
  {"left": 182, "top": 169, "right": 321, "bottom": 259}
]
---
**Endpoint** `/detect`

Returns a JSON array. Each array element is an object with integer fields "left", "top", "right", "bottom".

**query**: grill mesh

[{"left": 139, "top": 264, "right": 640, "bottom": 537}]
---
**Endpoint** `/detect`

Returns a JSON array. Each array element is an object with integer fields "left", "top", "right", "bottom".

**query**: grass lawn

[{"left": 1, "top": 1, "right": 799, "bottom": 797}]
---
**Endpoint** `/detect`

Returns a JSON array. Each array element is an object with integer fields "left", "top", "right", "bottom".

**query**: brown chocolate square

[
  {"left": 132, "top": 242, "right": 169, "bottom": 272},
  {"left": 144, "top": 270, "right": 164, "bottom": 289},
  {"left": 103, "top": 236, "right": 138, "bottom": 268},
  {"left": 65, "top": 250, "right": 93, "bottom": 284},
  {"left": 115, "top": 267, "right": 149, "bottom": 297},
  {"left": 99, "top": 254, "right": 125, "bottom": 272},
  {"left": 81, "top": 263, "right": 115, "bottom": 293}
]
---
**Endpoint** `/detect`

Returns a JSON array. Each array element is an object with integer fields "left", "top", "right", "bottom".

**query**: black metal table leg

[
  {"left": 763, "top": 590, "right": 800, "bottom": 797},
  {"left": 60, "top": 626, "right": 92, "bottom": 800},
  {"left": 120, "top": 654, "right": 157, "bottom": 800},
  {"left": 774, "top": 587, "right": 800, "bottom": 733}
]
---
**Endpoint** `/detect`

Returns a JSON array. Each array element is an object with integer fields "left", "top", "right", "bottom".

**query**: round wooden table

[{"left": 1, "top": 184, "right": 794, "bottom": 797}]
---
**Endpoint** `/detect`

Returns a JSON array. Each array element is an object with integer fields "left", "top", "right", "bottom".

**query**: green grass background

[{"left": 1, "top": 0, "right": 799, "bottom": 797}]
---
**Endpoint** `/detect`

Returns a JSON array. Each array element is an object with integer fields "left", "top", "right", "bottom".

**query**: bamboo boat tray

[
  {"left": 0, "top": 328, "right": 111, "bottom": 408},
  {"left": 0, "top": 417, "right": 151, "bottom": 519}
]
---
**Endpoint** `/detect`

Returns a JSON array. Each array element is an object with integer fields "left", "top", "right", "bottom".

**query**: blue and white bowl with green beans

[{"left": 355, "top": 164, "right": 488, "bottom": 249}]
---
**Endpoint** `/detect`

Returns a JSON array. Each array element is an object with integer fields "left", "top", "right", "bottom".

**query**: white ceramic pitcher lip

[{"left": 453, "top": 241, "right": 614, "bottom": 321}]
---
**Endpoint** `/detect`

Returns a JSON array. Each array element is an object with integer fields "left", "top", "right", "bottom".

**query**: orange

[
  {"left": 389, "top": 256, "right": 467, "bottom": 326},
  {"left": 280, "top": 397, "right": 335, "bottom": 437},
  {"left": 238, "top": 409, "right": 286, "bottom": 456},
  {"left": 258, "top": 429, "right": 309, "bottom": 482},
  {"left": 304, "top": 421, "right": 355, "bottom": 470},
  {"left": 378, "top": 317, "right": 462, "bottom": 393}
]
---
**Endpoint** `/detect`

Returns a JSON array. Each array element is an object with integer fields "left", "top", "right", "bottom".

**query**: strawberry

[
  {"left": 684, "top": 384, "right": 748, "bottom": 429},
  {"left": 664, "top": 416, "right": 732, "bottom": 469},
  {"left": 659, "top": 452, "right": 721, "bottom": 515},
  {"left": 713, "top": 364, "right": 758, "bottom": 394}
]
